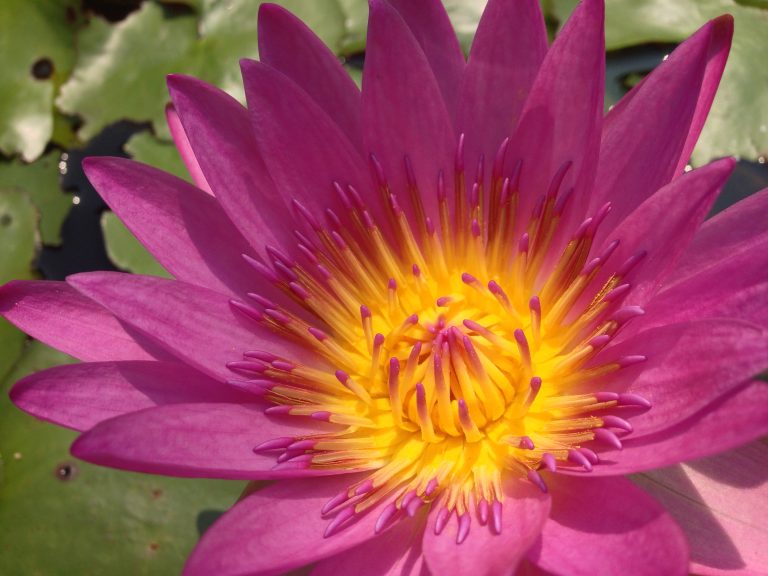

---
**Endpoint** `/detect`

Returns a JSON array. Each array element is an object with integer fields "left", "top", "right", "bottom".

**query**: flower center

[{"left": 229, "top": 137, "right": 651, "bottom": 542}]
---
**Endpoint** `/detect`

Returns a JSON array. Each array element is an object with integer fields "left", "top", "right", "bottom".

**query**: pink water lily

[{"left": 2, "top": 0, "right": 767, "bottom": 574}]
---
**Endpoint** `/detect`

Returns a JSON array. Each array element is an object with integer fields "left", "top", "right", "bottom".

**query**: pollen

[{"left": 232, "top": 136, "right": 651, "bottom": 543}]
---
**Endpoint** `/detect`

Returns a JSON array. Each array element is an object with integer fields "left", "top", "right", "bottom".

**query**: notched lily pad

[{"left": 0, "top": 0, "right": 80, "bottom": 161}]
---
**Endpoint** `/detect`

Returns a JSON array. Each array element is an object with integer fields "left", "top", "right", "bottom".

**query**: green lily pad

[
  {"left": 0, "top": 0, "right": 79, "bottom": 161},
  {"left": 0, "top": 187, "right": 38, "bottom": 380},
  {"left": 0, "top": 341, "right": 245, "bottom": 574},
  {"left": 124, "top": 132, "right": 191, "bottom": 183},
  {"left": 56, "top": 2, "right": 199, "bottom": 142},
  {"left": 58, "top": 0, "right": 354, "bottom": 142},
  {"left": 102, "top": 211, "right": 170, "bottom": 278},
  {"left": 549, "top": 0, "right": 768, "bottom": 164},
  {"left": 0, "top": 153, "right": 71, "bottom": 246}
]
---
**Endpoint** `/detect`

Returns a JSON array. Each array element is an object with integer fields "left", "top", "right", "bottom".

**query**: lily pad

[
  {"left": 124, "top": 132, "right": 191, "bottom": 183},
  {"left": 0, "top": 341, "right": 245, "bottom": 574},
  {"left": 0, "top": 0, "right": 79, "bottom": 161},
  {"left": 58, "top": 0, "right": 353, "bottom": 142},
  {"left": 0, "top": 153, "right": 71, "bottom": 246},
  {"left": 0, "top": 187, "right": 38, "bottom": 380},
  {"left": 101, "top": 211, "right": 170, "bottom": 277},
  {"left": 56, "top": 2, "right": 199, "bottom": 142}
]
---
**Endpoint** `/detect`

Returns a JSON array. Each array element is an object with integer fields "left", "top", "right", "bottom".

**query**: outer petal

[
  {"left": 312, "top": 514, "right": 427, "bottom": 576},
  {"left": 363, "top": 0, "right": 455, "bottom": 223},
  {"left": 528, "top": 475, "right": 688, "bottom": 576},
  {"left": 591, "top": 17, "right": 732, "bottom": 239},
  {"left": 383, "top": 0, "right": 465, "bottom": 117},
  {"left": 257, "top": 3, "right": 362, "bottom": 148},
  {"left": 585, "top": 319, "right": 768, "bottom": 437},
  {"left": 586, "top": 380, "right": 768, "bottom": 476},
  {"left": 165, "top": 103, "right": 212, "bottom": 194},
  {"left": 585, "top": 157, "right": 733, "bottom": 307},
  {"left": 422, "top": 479, "right": 550, "bottom": 576},
  {"left": 642, "top": 188, "right": 768, "bottom": 331},
  {"left": 9, "top": 360, "right": 251, "bottom": 432},
  {"left": 457, "top": 0, "right": 547, "bottom": 176},
  {"left": 634, "top": 440, "right": 768, "bottom": 574},
  {"left": 66, "top": 272, "right": 321, "bottom": 382},
  {"left": 167, "top": 74, "right": 294, "bottom": 262},
  {"left": 0, "top": 280, "right": 167, "bottom": 362},
  {"left": 71, "top": 402, "right": 337, "bottom": 480},
  {"left": 505, "top": 0, "right": 604, "bottom": 237},
  {"left": 240, "top": 59, "right": 384, "bottom": 227},
  {"left": 184, "top": 473, "right": 393, "bottom": 575},
  {"left": 83, "top": 157, "right": 256, "bottom": 298}
]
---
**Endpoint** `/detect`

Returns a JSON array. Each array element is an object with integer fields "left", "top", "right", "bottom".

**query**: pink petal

[
  {"left": 634, "top": 439, "right": 768, "bottom": 574},
  {"left": 505, "top": 0, "right": 604, "bottom": 239},
  {"left": 167, "top": 74, "right": 294, "bottom": 263},
  {"left": 240, "top": 59, "right": 385, "bottom": 227},
  {"left": 165, "top": 103, "right": 212, "bottom": 194},
  {"left": 587, "top": 319, "right": 768, "bottom": 436},
  {"left": 184, "top": 473, "right": 394, "bottom": 575},
  {"left": 362, "top": 0, "right": 455, "bottom": 224},
  {"left": 83, "top": 157, "right": 257, "bottom": 298},
  {"left": 66, "top": 272, "right": 321, "bottom": 382},
  {"left": 641, "top": 189, "right": 768, "bottom": 331},
  {"left": 257, "top": 4, "right": 362, "bottom": 148},
  {"left": 383, "top": 0, "right": 465, "bottom": 118},
  {"left": 586, "top": 157, "right": 734, "bottom": 307},
  {"left": 0, "top": 280, "right": 167, "bottom": 362},
  {"left": 10, "top": 360, "right": 251, "bottom": 432},
  {"left": 591, "top": 17, "right": 732, "bottom": 240},
  {"left": 457, "top": 0, "right": 547, "bottom": 180},
  {"left": 667, "top": 188, "right": 768, "bottom": 286},
  {"left": 583, "top": 380, "right": 768, "bottom": 476},
  {"left": 312, "top": 514, "right": 427, "bottom": 576},
  {"left": 675, "top": 15, "right": 733, "bottom": 173},
  {"left": 528, "top": 475, "right": 688, "bottom": 575},
  {"left": 71, "top": 402, "right": 337, "bottom": 480},
  {"left": 422, "top": 478, "right": 550, "bottom": 576}
]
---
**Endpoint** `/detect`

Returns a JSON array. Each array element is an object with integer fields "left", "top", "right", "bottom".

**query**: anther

[
  {"left": 601, "top": 415, "right": 633, "bottom": 432},
  {"left": 593, "top": 427, "right": 623, "bottom": 450},
  {"left": 567, "top": 449, "right": 593, "bottom": 471},
  {"left": 527, "top": 469, "right": 548, "bottom": 493}
]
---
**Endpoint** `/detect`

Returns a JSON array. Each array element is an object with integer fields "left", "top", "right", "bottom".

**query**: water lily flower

[{"left": 2, "top": 0, "right": 767, "bottom": 574}]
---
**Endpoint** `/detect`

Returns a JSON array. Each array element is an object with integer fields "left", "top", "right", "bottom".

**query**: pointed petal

[
  {"left": 591, "top": 18, "right": 730, "bottom": 238},
  {"left": 66, "top": 272, "right": 320, "bottom": 382},
  {"left": 641, "top": 189, "right": 768, "bottom": 331},
  {"left": 240, "top": 59, "right": 384, "bottom": 225},
  {"left": 588, "top": 319, "right": 768, "bottom": 437},
  {"left": 167, "top": 74, "right": 293, "bottom": 262},
  {"left": 184, "top": 473, "right": 394, "bottom": 575},
  {"left": 257, "top": 3, "right": 362, "bottom": 148},
  {"left": 165, "top": 103, "right": 212, "bottom": 194},
  {"left": 634, "top": 440, "right": 768, "bottom": 574},
  {"left": 383, "top": 0, "right": 465, "bottom": 117},
  {"left": 585, "top": 380, "right": 768, "bottom": 476},
  {"left": 588, "top": 157, "right": 734, "bottom": 306},
  {"left": 71, "top": 402, "right": 335, "bottom": 479},
  {"left": 312, "top": 514, "right": 427, "bottom": 576},
  {"left": 422, "top": 478, "right": 550, "bottom": 576},
  {"left": 458, "top": 0, "right": 547, "bottom": 171},
  {"left": 505, "top": 0, "right": 604, "bottom": 233},
  {"left": 83, "top": 157, "right": 256, "bottom": 298},
  {"left": 0, "top": 280, "right": 166, "bottom": 361},
  {"left": 529, "top": 475, "right": 688, "bottom": 576},
  {"left": 363, "top": 0, "right": 455, "bottom": 223},
  {"left": 9, "top": 360, "right": 251, "bottom": 432}
]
